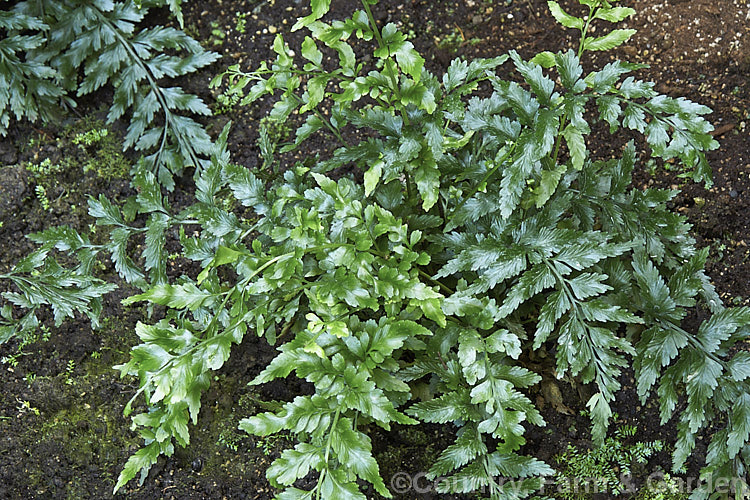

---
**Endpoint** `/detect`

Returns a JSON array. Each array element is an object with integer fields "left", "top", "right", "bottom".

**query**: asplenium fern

[
  {"left": 0, "top": 0, "right": 214, "bottom": 349},
  {"left": 17, "top": 0, "right": 745, "bottom": 498},
  {"left": 4, "top": 0, "right": 217, "bottom": 190}
]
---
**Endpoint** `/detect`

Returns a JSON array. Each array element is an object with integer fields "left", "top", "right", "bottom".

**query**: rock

[
  {"left": 540, "top": 380, "right": 574, "bottom": 415},
  {"left": 31, "top": 378, "right": 70, "bottom": 412},
  {"left": 0, "top": 166, "right": 27, "bottom": 219}
]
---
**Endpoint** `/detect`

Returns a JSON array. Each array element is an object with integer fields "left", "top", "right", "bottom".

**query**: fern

[
  {"left": 8, "top": 0, "right": 218, "bottom": 189},
  {"left": 4, "top": 0, "right": 749, "bottom": 498},
  {"left": 0, "top": 229, "right": 116, "bottom": 347},
  {"left": 200, "top": 1, "right": 745, "bottom": 497},
  {"left": 553, "top": 423, "right": 664, "bottom": 499},
  {"left": 0, "top": 166, "right": 192, "bottom": 350},
  {"left": 0, "top": 0, "right": 213, "bottom": 387}
]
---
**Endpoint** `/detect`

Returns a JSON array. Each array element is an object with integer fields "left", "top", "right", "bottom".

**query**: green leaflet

[
  {"left": 376, "top": 23, "right": 425, "bottom": 82},
  {"left": 726, "top": 393, "right": 750, "bottom": 459},
  {"left": 547, "top": 1, "right": 584, "bottom": 30},
  {"left": 727, "top": 352, "right": 750, "bottom": 382},
  {"left": 511, "top": 50, "right": 555, "bottom": 106},
  {"left": 363, "top": 160, "right": 383, "bottom": 196},
  {"left": 533, "top": 162, "right": 568, "bottom": 208},
  {"left": 414, "top": 159, "right": 440, "bottom": 211},
  {"left": 594, "top": 6, "right": 636, "bottom": 23},
  {"left": 427, "top": 425, "right": 488, "bottom": 478},
  {"left": 583, "top": 29, "right": 636, "bottom": 51},
  {"left": 292, "top": 0, "right": 332, "bottom": 31},
  {"left": 123, "top": 283, "right": 216, "bottom": 311},
  {"left": 112, "top": 441, "right": 164, "bottom": 493},
  {"left": 555, "top": 49, "right": 584, "bottom": 91},
  {"left": 562, "top": 123, "right": 586, "bottom": 170}
]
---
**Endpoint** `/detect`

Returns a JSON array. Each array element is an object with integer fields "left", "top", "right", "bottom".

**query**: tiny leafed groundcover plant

[
  {"left": 553, "top": 421, "right": 664, "bottom": 499},
  {"left": 109, "top": 0, "right": 750, "bottom": 498},
  {"left": 4, "top": 0, "right": 749, "bottom": 498}
]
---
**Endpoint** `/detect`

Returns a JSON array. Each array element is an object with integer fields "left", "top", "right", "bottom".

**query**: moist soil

[{"left": 0, "top": 0, "right": 748, "bottom": 498}]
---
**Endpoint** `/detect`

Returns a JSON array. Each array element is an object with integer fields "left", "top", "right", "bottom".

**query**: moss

[
  {"left": 17, "top": 113, "right": 130, "bottom": 219},
  {"left": 37, "top": 403, "right": 131, "bottom": 464},
  {"left": 177, "top": 376, "right": 260, "bottom": 480},
  {"left": 23, "top": 380, "right": 141, "bottom": 495},
  {"left": 25, "top": 158, "right": 64, "bottom": 211},
  {"left": 397, "top": 426, "right": 430, "bottom": 446},
  {"left": 66, "top": 116, "right": 130, "bottom": 181},
  {"left": 375, "top": 426, "right": 438, "bottom": 483},
  {"left": 17, "top": 301, "right": 145, "bottom": 495}
]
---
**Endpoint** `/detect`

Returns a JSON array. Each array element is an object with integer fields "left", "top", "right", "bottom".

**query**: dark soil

[{"left": 0, "top": 0, "right": 748, "bottom": 499}]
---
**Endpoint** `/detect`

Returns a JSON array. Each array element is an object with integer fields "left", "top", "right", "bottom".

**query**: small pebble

[
  {"left": 730, "top": 189, "right": 738, "bottom": 198},
  {"left": 191, "top": 457, "right": 203, "bottom": 472}
]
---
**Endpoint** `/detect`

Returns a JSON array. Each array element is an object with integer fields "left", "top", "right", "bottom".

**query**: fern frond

[{"left": 12, "top": 0, "right": 219, "bottom": 189}]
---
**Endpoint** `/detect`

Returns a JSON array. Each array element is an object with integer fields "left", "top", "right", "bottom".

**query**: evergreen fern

[
  {"left": 112, "top": 0, "right": 750, "bottom": 497},
  {"left": 3, "top": 0, "right": 749, "bottom": 498},
  {"left": 0, "top": 11, "right": 70, "bottom": 136},
  {"left": 0, "top": 229, "right": 116, "bottom": 347},
  {"left": 0, "top": 0, "right": 214, "bottom": 352}
]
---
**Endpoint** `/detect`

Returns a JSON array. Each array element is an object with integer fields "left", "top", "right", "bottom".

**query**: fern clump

[
  {"left": 108, "top": 0, "right": 750, "bottom": 498},
  {"left": 3, "top": 0, "right": 749, "bottom": 498},
  {"left": 0, "top": 0, "right": 215, "bottom": 350}
]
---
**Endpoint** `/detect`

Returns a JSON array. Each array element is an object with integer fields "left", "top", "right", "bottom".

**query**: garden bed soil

[{"left": 0, "top": 0, "right": 748, "bottom": 498}]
